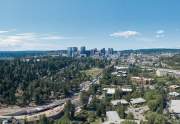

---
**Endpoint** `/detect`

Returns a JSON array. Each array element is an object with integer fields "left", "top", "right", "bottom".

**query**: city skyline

[{"left": 0, "top": 0, "right": 180, "bottom": 50}]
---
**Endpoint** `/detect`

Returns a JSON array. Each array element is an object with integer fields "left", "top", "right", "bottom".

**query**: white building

[
  {"left": 103, "top": 111, "right": 140, "bottom": 124},
  {"left": 169, "top": 100, "right": 180, "bottom": 117},
  {"left": 103, "top": 111, "right": 121, "bottom": 124},
  {"left": 121, "top": 87, "right": 133, "bottom": 92},
  {"left": 156, "top": 69, "right": 180, "bottom": 78},
  {"left": 111, "top": 72, "right": 118, "bottom": 75},
  {"left": 111, "top": 99, "right": 129, "bottom": 106},
  {"left": 130, "top": 98, "right": 146, "bottom": 105},
  {"left": 103, "top": 88, "right": 116, "bottom": 95},
  {"left": 114, "top": 66, "right": 128, "bottom": 70},
  {"left": 168, "top": 92, "right": 180, "bottom": 97}
]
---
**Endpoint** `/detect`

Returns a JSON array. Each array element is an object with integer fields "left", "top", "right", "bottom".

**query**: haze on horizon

[{"left": 0, "top": 0, "right": 180, "bottom": 51}]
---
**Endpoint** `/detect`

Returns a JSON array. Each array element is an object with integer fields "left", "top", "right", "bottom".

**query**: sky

[{"left": 0, "top": 0, "right": 180, "bottom": 51}]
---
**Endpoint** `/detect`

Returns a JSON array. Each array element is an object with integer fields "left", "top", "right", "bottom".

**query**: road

[{"left": 0, "top": 64, "right": 108, "bottom": 122}]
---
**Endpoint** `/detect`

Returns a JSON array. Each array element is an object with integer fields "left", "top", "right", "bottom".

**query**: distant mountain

[
  {"left": 121, "top": 48, "right": 180, "bottom": 54},
  {"left": 0, "top": 48, "right": 180, "bottom": 59},
  {"left": 0, "top": 51, "right": 47, "bottom": 59}
]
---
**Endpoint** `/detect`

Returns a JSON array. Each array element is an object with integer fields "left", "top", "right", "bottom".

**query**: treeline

[
  {"left": 0, "top": 51, "right": 47, "bottom": 58},
  {"left": 0, "top": 57, "right": 109, "bottom": 105},
  {"left": 160, "top": 54, "right": 180, "bottom": 69}
]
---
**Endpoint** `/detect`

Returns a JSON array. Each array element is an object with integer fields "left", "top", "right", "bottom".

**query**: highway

[
  {"left": 0, "top": 100, "right": 66, "bottom": 121},
  {"left": 0, "top": 64, "right": 107, "bottom": 122}
]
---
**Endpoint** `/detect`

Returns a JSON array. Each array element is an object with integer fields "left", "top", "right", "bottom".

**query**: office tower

[
  {"left": 72, "top": 47, "right": 78, "bottom": 52},
  {"left": 100, "top": 48, "right": 106, "bottom": 56},
  {"left": 80, "top": 46, "right": 86, "bottom": 54},
  {"left": 108, "top": 48, "right": 114, "bottom": 55},
  {"left": 67, "top": 47, "right": 78, "bottom": 57},
  {"left": 67, "top": 47, "right": 73, "bottom": 57},
  {"left": 72, "top": 47, "right": 78, "bottom": 57},
  {"left": 90, "top": 48, "right": 97, "bottom": 56},
  {"left": 85, "top": 50, "right": 91, "bottom": 57}
]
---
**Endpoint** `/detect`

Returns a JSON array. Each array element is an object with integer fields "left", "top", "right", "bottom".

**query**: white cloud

[
  {"left": 110, "top": 31, "right": 140, "bottom": 38},
  {"left": 0, "top": 32, "right": 70, "bottom": 46},
  {"left": 156, "top": 30, "right": 164, "bottom": 34},
  {"left": 156, "top": 30, "right": 165, "bottom": 38},
  {"left": 0, "top": 29, "right": 16, "bottom": 34},
  {"left": 0, "top": 30, "right": 82, "bottom": 50},
  {"left": 41, "top": 36, "right": 68, "bottom": 40},
  {"left": 0, "top": 30, "right": 9, "bottom": 34},
  {"left": 16, "top": 32, "right": 36, "bottom": 36},
  {"left": 0, "top": 33, "right": 36, "bottom": 48}
]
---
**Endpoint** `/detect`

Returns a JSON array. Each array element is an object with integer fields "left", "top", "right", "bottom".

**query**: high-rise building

[
  {"left": 67, "top": 47, "right": 73, "bottom": 57},
  {"left": 108, "top": 48, "right": 114, "bottom": 55},
  {"left": 85, "top": 50, "right": 91, "bottom": 57},
  {"left": 90, "top": 48, "right": 97, "bottom": 56},
  {"left": 67, "top": 47, "right": 78, "bottom": 57},
  {"left": 80, "top": 46, "right": 86, "bottom": 54},
  {"left": 72, "top": 47, "right": 78, "bottom": 52},
  {"left": 100, "top": 48, "right": 106, "bottom": 56},
  {"left": 72, "top": 47, "right": 78, "bottom": 57}
]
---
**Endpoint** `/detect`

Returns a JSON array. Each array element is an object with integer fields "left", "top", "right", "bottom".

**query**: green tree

[
  {"left": 56, "top": 113, "right": 72, "bottom": 124},
  {"left": 80, "top": 92, "right": 89, "bottom": 106},
  {"left": 146, "top": 112, "right": 167, "bottom": 124},
  {"left": 96, "top": 101, "right": 106, "bottom": 117},
  {"left": 145, "top": 90, "right": 164, "bottom": 113},
  {"left": 38, "top": 115, "right": 50, "bottom": 124},
  {"left": 117, "top": 105, "right": 125, "bottom": 119},
  {"left": 64, "top": 100, "right": 75, "bottom": 119},
  {"left": 127, "top": 112, "right": 134, "bottom": 120},
  {"left": 122, "top": 120, "right": 137, "bottom": 124}
]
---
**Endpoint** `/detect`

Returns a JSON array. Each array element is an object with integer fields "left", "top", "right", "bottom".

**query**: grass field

[
  {"left": 85, "top": 68, "right": 103, "bottom": 78},
  {"left": 91, "top": 118, "right": 102, "bottom": 124}
]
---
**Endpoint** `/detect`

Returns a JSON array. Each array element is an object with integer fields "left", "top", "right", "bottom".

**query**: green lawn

[
  {"left": 84, "top": 68, "right": 103, "bottom": 78},
  {"left": 91, "top": 118, "right": 102, "bottom": 124}
]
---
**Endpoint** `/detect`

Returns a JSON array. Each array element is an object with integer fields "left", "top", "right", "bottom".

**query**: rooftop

[
  {"left": 111, "top": 99, "right": 129, "bottom": 106},
  {"left": 103, "top": 88, "right": 116, "bottom": 94},
  {"left": 157, "top": 68, "right": 180, "bottom": 74},
  {"left": 169, "top": 85, "right": 180, "bottom": 89},
  {"left": 114, "top": 66, "right": 128, "bottom": 70},
  {"left": 168, "top": 92, "right": 180, "bottom": 97},
  {"left": 131, "top": 76, "right": 153, "bottom": 81},
  {"left": 103, "top": 111, "right": 121, "bottom": 124},
  {"left": 130, "top": 98, "right": 146, "bottom": 104},
  {"left": 170, "top": 100, "right": 180, "bottom": 114},
  {"left": 121, "top": 88, "right": 132, "bottom": 92}
]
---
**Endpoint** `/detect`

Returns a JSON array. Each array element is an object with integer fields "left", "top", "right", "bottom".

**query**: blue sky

[{"left": 0, "top": 0, "right": 180, "bottom": 50}]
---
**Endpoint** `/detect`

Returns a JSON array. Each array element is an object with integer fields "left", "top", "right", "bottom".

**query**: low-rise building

[
  {"left": 114, "top": 66, "right": 128, "bottom": 70},
  {"left": 111, "top": 72, "right": 118, "bottom": 75},
  {"left": 111, "top": 70, "right": 128, "bottom": 77},
  {"left": 131, "top": 76, "right": 153, "bottom": 85},
  {"left": 103, "top": 111, "right": 141, "bottom": 124},
  {"left": 121, "top": 86, "right": 133, "bottom": 93},
  {"left": 126, "top": 106, "right": 149, "bottom": 121},
  {"left": 111, "top": 99, "right": 129, "bottom": 106},
  {"left": 103, "top": 88, "right": 116, "bottom": 95},
  {"left": 168, "top": 92, "right": 180, "bottom": 97},
  {"left": 169, "top": 85, "right": 180, "bottom": 91},
  {"left": 103, "top": 111, "right": 121, "bottom": 124},
  {"left": 169, "top": 100, "right": 180, "bottom": 117},
  {"left": 130, "top": 98, "right": 146, "bottom": 105},
  {"left": 156, "top": 69, "right": 180, "bottom": 78}
]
